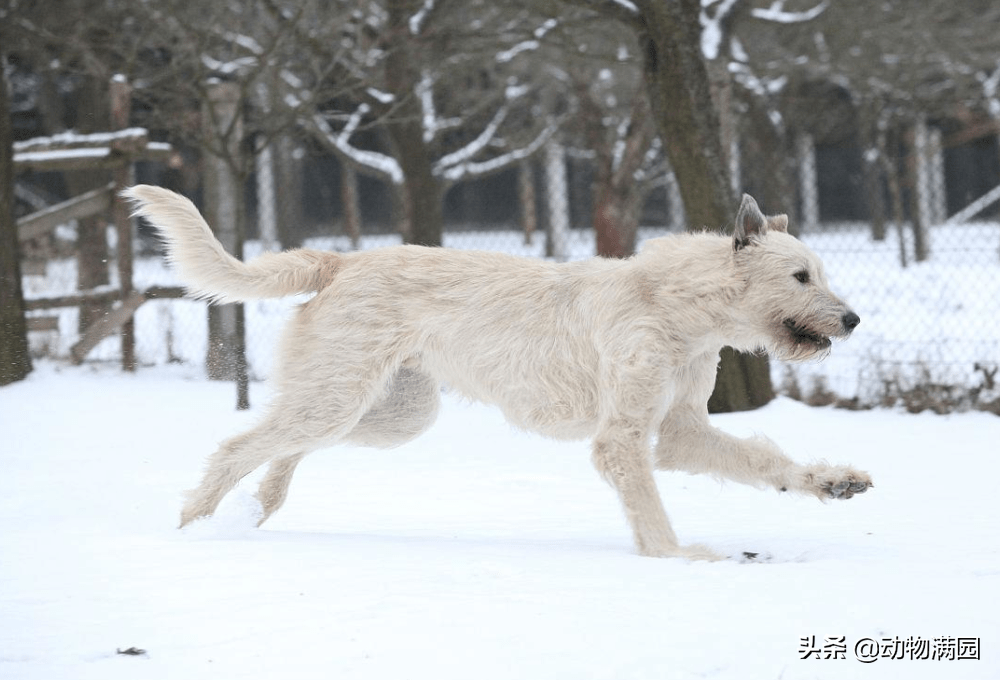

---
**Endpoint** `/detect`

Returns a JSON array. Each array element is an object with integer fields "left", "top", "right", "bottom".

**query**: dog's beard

[{"left": 770, "top": 318, "right": 836, "bottom": 362}]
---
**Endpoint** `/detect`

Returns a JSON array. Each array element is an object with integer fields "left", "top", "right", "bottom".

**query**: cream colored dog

[{"left": 126, "top": 186, "right": 870, "bottom": 560}]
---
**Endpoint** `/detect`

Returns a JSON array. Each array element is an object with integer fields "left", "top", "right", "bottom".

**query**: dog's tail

[{"left": 123, "top": 185, "right": 340, "bottom": 303}]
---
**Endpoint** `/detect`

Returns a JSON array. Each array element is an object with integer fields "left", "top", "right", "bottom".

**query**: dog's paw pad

[{"left": 824, "top": 477, "right": 872, "bottom": 499}]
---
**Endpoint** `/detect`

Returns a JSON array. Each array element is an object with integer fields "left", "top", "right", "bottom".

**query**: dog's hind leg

[
  {"left": 251, "top": 367, "right": 441, "bottom": 525},
  {"left": 254, "top": 452, "right": 308, "bottom": 526},
  {"left": 179, "top": 418, "right": 312, "bottom": 527},
  {"left": 180, "top": 359, "right": 403, "bottom": 528}
]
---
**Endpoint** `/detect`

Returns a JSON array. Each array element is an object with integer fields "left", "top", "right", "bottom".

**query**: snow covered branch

[
  {"left": 750, "top": 0, "right": 828, "bottom": 24},
  {"left": 439, "top": 116, "right": 561, "bottom": 183},
  {"left": 409, "top": 0, "right": 436, "bottom": 35},
  {"left": 311, "top": 106, "right": 403, "bottom": 184},
  {"left": 495, "top": 19, "right": 559, "bottom": 64},
  {"left": 434, "top": 106, "right": 510, "bottom": 174},
  {"left": 561, "top": 0, "right": 641, "bottom": 29},
  {"left": 700, "top": 0, "right": 740, "bottom": 60}
]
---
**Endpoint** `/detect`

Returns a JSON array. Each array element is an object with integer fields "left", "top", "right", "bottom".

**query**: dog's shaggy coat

[{"left": 126, "top": 186, "right": 871, "bottom": 560}]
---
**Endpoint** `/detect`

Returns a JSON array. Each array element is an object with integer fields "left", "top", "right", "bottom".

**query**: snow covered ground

[{"left": 2, "top": 362, "right": 998, "bottom": 679}]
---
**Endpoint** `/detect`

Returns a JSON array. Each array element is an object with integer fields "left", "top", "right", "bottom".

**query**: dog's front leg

[
  {"left": 654, "top": 406, "right": 872, "bottom": 501},
  {"left": 592, "top": 418, "right": 720, "bottom": 560}
]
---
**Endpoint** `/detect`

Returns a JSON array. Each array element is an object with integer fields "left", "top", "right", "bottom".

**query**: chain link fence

[{"left": 20, "top": 131, "right": 1000, "bottom": 411}]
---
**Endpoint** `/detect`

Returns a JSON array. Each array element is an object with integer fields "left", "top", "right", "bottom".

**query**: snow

[
  {"left": 437, "top": 118, "right": 557, "bottom": 183},
  {"left": 2, "top": 363, "right": 998, "bottom": 679},
  {"left": 311, "top": 108, "right": 404, "bottom": 185},
  {"left": 366, "top": 87, "right": 395, "bottom": 105},
  {"left": 495, "top": 39, "right": 540, "bottom": 64},
  {"left": 610, "top": 0, "right": 639, "bottom": 15},
  {"left": 409, "top": 0, "right": 435, "bottom": 35},
  {"left": 700, "top": 0, "right": 740, "bottom": 61},
  {"left": 416, "top": 71, "right": 438, "bottom": 142},
  {"left": 13, "top": 128, "right": 150, "bottom": 152},
  {"left": 13, "top": 147, "right": 116, "bottom": 164},
  {"left": 200, "top": 54, "right": 257, "bottom": 76},
  {"left": 434, "top": 106, "right": 509, "bottom": 174},
  {"left": 750, "top": 0, "right": 829, "bottom": 24}
]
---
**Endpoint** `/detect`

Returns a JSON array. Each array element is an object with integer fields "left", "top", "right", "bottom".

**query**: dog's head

[{"left": 731, "top": 194, "right": 859, "bottom": 362}]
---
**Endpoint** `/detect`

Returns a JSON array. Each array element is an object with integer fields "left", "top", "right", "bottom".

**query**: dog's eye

[{"left": 793, "top": 270, "right": 810, "bottom": 284}]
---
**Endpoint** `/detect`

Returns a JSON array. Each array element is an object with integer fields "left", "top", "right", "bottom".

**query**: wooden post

[
  {"left": 71, "top": 290, "right": 145, "bottom": 364},
  {"left": 71, "top": 77, "right": 112, "bottom": 335},
  {"left": 908, "top": 120, "right": 931, "bottom": 262},
  {"left": 110, "top": 75, "right": 136, "bottom": 371},
  {"left": 664, "top": 167, "right": 686, "bottom": 232},
  {"left": 543, "top": 141, "right": 569, "bottom": 261},
  {"left": 341, "top": 162, "right": 361, "bottom": 250},
  {"left": 928, "top": 126, "right": 947, "bottom": 225},
  {"left": 861, "top": 121, "right": 887, "bottom": 241},
  {"left": 518, "top": 160, "right": 536, "bottom": 246},
  {"left": 255, "top": 140, "right": 279, "bottom": 251},
  {"left": 275, "top": 137, "right": 303, "bottom": 248},
  {"left": 796, "top": 132, "right": 819, "bottom": 232}
]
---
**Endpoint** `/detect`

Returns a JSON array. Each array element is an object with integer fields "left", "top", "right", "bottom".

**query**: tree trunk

[
  {"left": 638, "top": 1, "right": 733, "bottom": 232},
  {"left": 392, "top": 145, "right": 443, "bottom": 247},
  {"left": 707, "top": 347, "right": 775, "bottom": 413},
  {"left": 879, "top": 127, "right": 908, "bottom": 268},
  {"left": 385, "top": 0, "right": 444, "bottom": 248},
  {"left": 637, "top": 0, "right": 772, "bottom": 412},
  {"left": 593, "top": 181, "right": 641, "bottom": 259},
  {"left": 275, "top": 136, "right": 304, "bottom": 248},
  {"left": 743, "top": 97, "right": 799, "bottom": 234},
  {"left": 203, "top": 82, "right": 250, "bottom": 410},
  {"left": 0, "top": 66, "right": 33, "bottom": 386}
]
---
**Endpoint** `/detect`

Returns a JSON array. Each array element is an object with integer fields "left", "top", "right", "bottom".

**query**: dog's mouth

[{"left": 783, "top": 318, "right": 832, "bottom": 351}]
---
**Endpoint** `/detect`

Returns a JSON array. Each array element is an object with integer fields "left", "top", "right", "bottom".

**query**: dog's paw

[
  {"left": 800, "top": 464, "right": 872, "bottom": 501},
  {"left": 824, "top": 477, "right": 872, "bottom": 500},
  {"left": 678, "top": 543, "right": 726, "bottom": 562},
  {"left": 638, "top": 542, "right": 724, "bottom": 561}
]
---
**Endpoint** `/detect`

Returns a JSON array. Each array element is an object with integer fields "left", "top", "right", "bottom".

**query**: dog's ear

[
  {"left": 767, "top": 214, "right": 788, "bottom": 233},
  {"left": 733, "top": 194, "right": 767, "bottom": 251}
]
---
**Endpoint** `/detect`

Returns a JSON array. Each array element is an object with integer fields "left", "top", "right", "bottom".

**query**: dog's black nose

[{"left": 842, "top": 311, "right": 860, "bottom": 332}]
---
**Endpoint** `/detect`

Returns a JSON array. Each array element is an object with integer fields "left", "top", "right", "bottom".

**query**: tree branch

[{"left": 557, "top": 0, "right": 643, "bottom": 31}]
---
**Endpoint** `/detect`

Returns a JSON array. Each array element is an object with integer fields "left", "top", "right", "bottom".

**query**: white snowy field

[{"left": 2, "top": 362, "right": 998, "bottom": 680}]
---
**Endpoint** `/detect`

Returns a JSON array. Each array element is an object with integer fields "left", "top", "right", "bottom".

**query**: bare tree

[
  {"left": 574, "top": 71, "right": 661, "bottom": 258},
  {"left": 739, "top": 0, "right": 1000, "bottom": 256},
  {"left": 113, "top": 1, "right": 341, "bottom": 406},
  {"left": 562, "top": 0, "right": 772, "bottom": 411},
  {"left": 293, "top": 0, "right": 562, "bottom": 247}
]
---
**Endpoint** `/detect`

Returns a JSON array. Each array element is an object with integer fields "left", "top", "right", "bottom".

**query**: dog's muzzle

[
  {"left": 783, "top": 318, "right": 832, "bottom": 350},
  {"left": 842, "top": 311, "right": 860, "bottom": 334}
]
